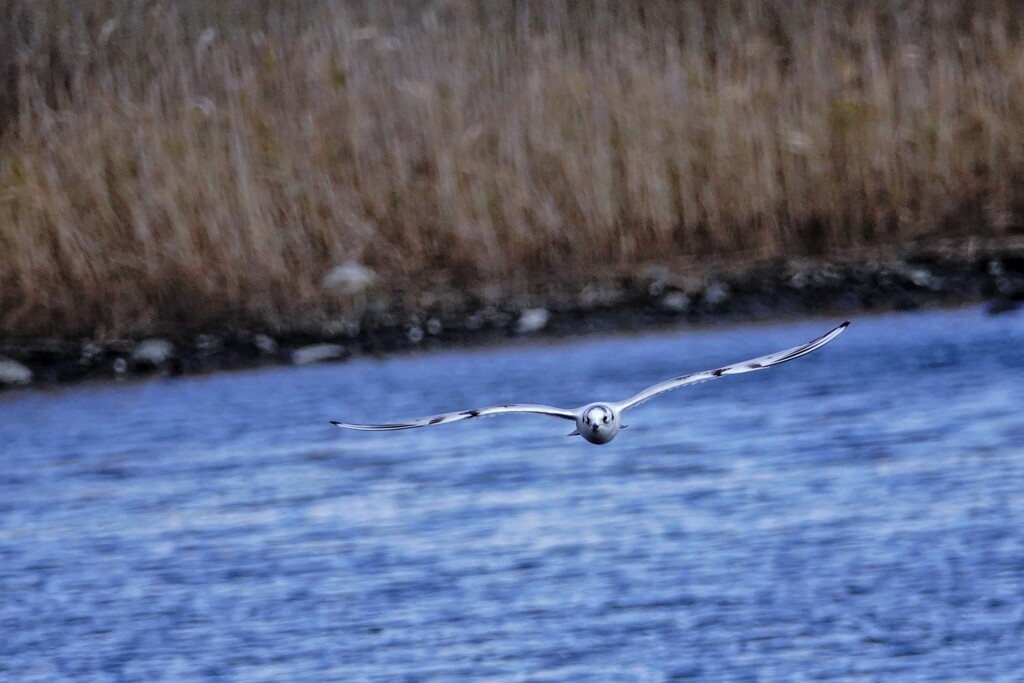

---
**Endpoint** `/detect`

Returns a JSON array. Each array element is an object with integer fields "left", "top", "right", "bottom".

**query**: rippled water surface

[{"left": 3, "top": 307, "right": 1024, "bottom": 681}]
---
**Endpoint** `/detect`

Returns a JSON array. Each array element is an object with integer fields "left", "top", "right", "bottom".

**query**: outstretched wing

[
  {"left": 331, "top": 403, "right": 577, "bottom": 431},
  {"left": 616, "top": 321, "right": 849, "bottom": 411}
]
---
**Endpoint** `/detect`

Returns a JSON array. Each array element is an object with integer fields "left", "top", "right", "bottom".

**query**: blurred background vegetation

[{"left": 1, "top": 0, "right": 1023, "bottom": 339}]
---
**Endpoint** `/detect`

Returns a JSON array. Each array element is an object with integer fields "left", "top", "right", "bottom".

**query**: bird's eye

[{"left": 603, "top": 415, "right": 609, "bottom": 423}]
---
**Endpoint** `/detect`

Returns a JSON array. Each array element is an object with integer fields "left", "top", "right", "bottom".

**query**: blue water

[{"left": 2, "top": 307, "right": 1024, "bottom": 681}]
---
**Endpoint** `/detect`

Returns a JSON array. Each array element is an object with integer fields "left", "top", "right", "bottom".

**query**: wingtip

[{"left": 330, "top": 421, "right": 343, "bottom": 427}]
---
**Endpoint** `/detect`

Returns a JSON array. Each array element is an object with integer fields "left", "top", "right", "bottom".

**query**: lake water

[{"left": 2, "top": 307, "right": 1024, "bottom": 681}]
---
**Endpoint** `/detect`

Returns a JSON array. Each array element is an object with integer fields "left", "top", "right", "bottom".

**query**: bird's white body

[
  {"left": 573, "top": 404, "right": 622, "bottom": 444},
  {"left": 332, "top": 322, "right": 849, "bottom": 445}
]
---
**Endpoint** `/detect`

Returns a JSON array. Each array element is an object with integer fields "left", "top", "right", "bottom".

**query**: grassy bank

[{"left": 1, "top": 0, "right": 1023, "bottom": 340}]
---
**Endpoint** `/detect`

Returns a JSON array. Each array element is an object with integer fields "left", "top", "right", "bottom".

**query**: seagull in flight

[{"left": 332, "top": 321, "right": 848, "bottom": 445}]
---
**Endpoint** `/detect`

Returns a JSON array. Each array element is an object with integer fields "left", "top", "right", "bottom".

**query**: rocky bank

[{"left": 2, "top": 246, "right": 1022, "bottom": 389}]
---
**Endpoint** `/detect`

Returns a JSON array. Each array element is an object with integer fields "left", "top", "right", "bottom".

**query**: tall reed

[{"left": 2, "top": 0, "right": 1023, "bottom": 338}]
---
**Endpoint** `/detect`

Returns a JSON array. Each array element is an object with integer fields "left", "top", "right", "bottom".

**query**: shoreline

[
  {"left": 2, "top": 244, "right": 1022, "bottom": 391},
  {"left": 6, "top": 1, "right": 1024, "bottom": 390}
]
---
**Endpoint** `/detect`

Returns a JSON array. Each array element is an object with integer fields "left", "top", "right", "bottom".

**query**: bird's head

[{"left": 577, "top": 404, "right": 619, "bottom": 444}]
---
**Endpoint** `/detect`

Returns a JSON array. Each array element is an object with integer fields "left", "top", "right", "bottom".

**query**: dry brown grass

[{"left": 2, "top": 0, "right": 1024, "bottom": 338}]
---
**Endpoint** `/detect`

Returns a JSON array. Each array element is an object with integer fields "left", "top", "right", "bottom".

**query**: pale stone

[
  {"left": 660, "top": 291, "right": 690, "bottom": 313},
  {"left": 132, "top": 339, "right": 175, "bottom": 366},
  {"left": 254, "top": 334, "right": 278, "bottom": 354},
  {"left": 291, "top": 344, "right": 346, "bottom": 365},
  {"left": 322, "top": 262, "right": 377, "bottom": 294},
  {"left": 908, "top": 268, "right": 940, "bottom": 290},
  {"left": 515, "top": 308, "right": 550, "bottom": 334},
  {"left": 406, "top": 326, "right": 424, "bottom": 344},
  {"left": 0, "top": 359, "right": 32, "bottom": 386},
  {"left": 703, "top": 282, "right": 730, "bottom": 307}
]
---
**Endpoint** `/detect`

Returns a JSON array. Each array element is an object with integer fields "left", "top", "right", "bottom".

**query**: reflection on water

[{"left": 2, "top": 307, "right": 1024, "bottom": 681}]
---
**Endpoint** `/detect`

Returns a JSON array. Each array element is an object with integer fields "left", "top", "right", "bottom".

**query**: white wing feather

[
  {"left": 332, "top": 403, "right": 577, "bottom": 431},
  {"left": 615, "top": 321, "right": 849, "bottom": 411}
]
